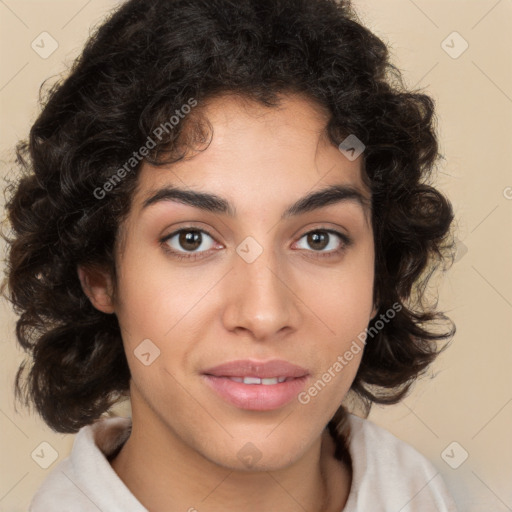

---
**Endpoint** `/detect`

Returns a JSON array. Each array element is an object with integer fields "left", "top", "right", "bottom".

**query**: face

[{"left": 82, "top": 93, "right": 376, "bottom": 471}]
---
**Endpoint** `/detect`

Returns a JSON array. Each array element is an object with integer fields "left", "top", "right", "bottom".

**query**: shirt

[{"left": 29, "top": 414, "right": 458, "bottom": 511}]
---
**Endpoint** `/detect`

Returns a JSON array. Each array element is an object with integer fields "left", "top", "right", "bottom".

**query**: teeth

[
  {"left": 244, "top": 376, "right": 263, "bottom": 384},
  {"left": 227, "top": 376, "right": 288, "bottom": 385}
]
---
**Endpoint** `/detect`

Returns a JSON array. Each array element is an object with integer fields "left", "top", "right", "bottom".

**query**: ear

[
  {"left": 77, "top": 265, "right": 115, "bottom": 314},
  {"left": 370, "top": 304, "right": 379, "bottom": 321}
]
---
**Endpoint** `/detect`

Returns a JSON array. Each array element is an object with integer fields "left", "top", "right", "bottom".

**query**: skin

[{"left": 78, "top": 92, "right": 377, "bottom": 512}]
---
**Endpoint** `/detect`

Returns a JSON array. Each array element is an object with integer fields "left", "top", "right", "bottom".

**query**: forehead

[{"left": 129, "top": 92, "right": 370, "bottom": 219}]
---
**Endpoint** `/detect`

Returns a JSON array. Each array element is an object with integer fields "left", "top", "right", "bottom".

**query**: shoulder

[
  {"left": 29, "top": 416, "right": 145, "bottom": 512},
  {"left": 343, "top": 414, "right": 458, "bottom": 512},
  {"left": 29, "top": 457, "right": 95, "bottom": 511}
]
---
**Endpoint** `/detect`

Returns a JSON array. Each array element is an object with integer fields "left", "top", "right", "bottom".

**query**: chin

[{"left": 202, "top": 432, "right": 312, "bottom": 473}]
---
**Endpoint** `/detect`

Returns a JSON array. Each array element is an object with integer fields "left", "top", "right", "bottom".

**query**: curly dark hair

[{"left": 2, "top": 0, "right": 455, "bottom": 459}]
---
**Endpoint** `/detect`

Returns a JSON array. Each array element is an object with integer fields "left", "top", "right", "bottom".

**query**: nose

[{"left": 221, "top": 244, "right": 302, "bottom": 340}]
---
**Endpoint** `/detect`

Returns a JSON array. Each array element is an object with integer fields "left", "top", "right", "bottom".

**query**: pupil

[
  {"left": 309, "top": 231, "right": 328, "bottom": 250},
  {"left": 180, "top": 231, "right": 201, "bottom": 251}
]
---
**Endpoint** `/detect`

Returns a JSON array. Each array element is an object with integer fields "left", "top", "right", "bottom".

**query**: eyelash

[{"left": 160, "top": 226, "right": 352, "bottom": 262}]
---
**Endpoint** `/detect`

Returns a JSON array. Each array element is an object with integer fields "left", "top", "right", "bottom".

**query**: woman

[{"left": 4, "top": 0, "right": 457, "bottom": 510}]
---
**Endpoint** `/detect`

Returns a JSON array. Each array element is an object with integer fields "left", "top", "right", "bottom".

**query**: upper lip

[{"left": 202, "top": 359, "right": 309, "bottom": 379}]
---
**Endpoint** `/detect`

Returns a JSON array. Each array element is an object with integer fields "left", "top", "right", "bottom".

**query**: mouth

[
  {"left": 219, "top": 375, "right": 298, "bottom": 384},
  {"left": 201, "top": 359, "right": 310, "bottom": 410}
]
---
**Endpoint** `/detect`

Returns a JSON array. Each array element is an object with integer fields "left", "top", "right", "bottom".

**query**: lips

[
  {"left": 201, "top": 359, "right": 310, "bottom": 410},
  {"left": 202, "top": 359, "right": 309, "bottom": 379}
]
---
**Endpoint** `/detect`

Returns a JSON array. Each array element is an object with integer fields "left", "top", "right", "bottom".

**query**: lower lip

[{"left": 202, "top": 375, "right": 309, "bottom": 410}]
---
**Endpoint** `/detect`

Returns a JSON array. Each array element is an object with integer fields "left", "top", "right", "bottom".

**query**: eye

[
  {"left": 160, "top": 227, "right": 352, "bottom": 261},
  {"left": 160, "top": 228, "right": 218, "bottom": 260},
  {"left": 294, "top": 229, "right": 351, "bottom": 257}
]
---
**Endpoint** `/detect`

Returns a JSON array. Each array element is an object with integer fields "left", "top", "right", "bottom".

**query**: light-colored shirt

[{"left": 29, "top": 414, "right": 458, "bottom": 511}]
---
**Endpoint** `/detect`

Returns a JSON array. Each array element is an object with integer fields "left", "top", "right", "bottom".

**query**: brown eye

[
  {"left": 178, "top": 230, "right": 203, "bottom": 251},
  {"left": 306, "top": 231, "right": 330, "bottom": 251},
  {"left": 295, "top": 229, "right": 349, "bottom": 254},
  {"left": 162, "top": 228, "right": 217, "bottom": 257}
]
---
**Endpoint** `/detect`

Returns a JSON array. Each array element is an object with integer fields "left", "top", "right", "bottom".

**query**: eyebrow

[{"left": 141, "top": 183, "right": 371, "bottom": 221}]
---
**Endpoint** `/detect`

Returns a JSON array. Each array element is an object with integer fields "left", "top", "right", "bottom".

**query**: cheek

[
  {"left": 310, "top": 255, "right": 374, "bottom": 333},
  {"left": 302, "top": 248, "right": 374, "bottom": 388},
  {"left": 312, "top": 279, "right": 371, "bottom": 325},
  {"left": 114, "top": 244, "right": 204, "bottom": 339}
]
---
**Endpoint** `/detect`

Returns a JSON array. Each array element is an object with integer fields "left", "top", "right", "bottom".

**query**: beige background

[{"left": 0, "top": 1, "right": 511, "bottom": 511}]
